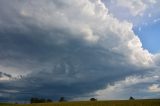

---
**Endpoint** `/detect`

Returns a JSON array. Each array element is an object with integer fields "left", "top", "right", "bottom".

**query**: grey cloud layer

[{"left": 0, "top": 0, "right": 159, "bottom": 101}]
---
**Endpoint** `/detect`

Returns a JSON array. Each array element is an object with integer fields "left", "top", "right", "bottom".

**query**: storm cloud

[{"left": 0, "top": 0, "right": 159, "bottom": 102}]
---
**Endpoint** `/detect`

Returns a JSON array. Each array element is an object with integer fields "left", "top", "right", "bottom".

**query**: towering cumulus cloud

[{"left": 0, "top": 0, "right": 159, "bottom": 101}]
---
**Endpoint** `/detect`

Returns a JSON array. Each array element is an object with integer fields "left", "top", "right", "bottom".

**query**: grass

[{"left": 0, "top": 99, "right": 160, "bottom": 106}]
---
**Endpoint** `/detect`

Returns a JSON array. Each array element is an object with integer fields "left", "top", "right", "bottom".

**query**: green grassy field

[{"left": 1, "top": 99, "right": 160, "bottom": 106}]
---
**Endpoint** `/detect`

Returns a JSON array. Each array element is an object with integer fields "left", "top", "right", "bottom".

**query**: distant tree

[
  {"left": 46, "top": 99, "right": 52, "bottom": 102},
  {"left": 39, "top": 98, "right": 46, "bottom": 103},
  {"left": 90, "top": 98, "right": 97, "bottom": 101},
  {"left": 30, "top": 97, "right": 52, "bottom": 103},
  {"left": 30, "top": 97, "right": 37, "bottom": 103},
  {"left": 129, "top": 96, "right": 135, "bottom": 100},
  {"left": 30, "top": 97, "right": 34, "bottom": 103},
  {"left": 59, "top": 97, "right": 66, "bottom": 102}
]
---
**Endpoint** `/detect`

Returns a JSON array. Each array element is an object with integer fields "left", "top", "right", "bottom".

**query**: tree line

[
  {"left": 30, "top": 97, "right": 66, "bottom": 103},
  {"left": 30, "top": 97, "right": 52, "bottom": 103},
  {"left": 30, "top": 96, "right": 134, "bottom": 103}
]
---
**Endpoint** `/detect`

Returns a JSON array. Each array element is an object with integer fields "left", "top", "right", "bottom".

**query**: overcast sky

[{"left": 0, "top": 0, "right": 160, "bottom": 102}]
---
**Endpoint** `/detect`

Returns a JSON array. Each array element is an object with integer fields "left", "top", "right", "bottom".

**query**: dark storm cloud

[
  {"left": 0, "top": 29, "right": 148, "bottom": 101},
  {"left": 0, "top": 33, "right": 139, "bottom": 100},
  {"left": 0, "top": 0, "right": 159, "bottom": 102}
]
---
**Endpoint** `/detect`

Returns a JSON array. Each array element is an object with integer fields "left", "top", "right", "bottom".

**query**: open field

[{"left": 0, "top": 99, "right": 160, "bottom": 106}]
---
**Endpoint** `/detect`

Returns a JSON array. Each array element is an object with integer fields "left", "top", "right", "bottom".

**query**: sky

[
  {"left": 0, "top": 0, "right": 160, "bottom": 102},
  {"left": 134, "top": 21, "right": 160, "bottom": 53}
]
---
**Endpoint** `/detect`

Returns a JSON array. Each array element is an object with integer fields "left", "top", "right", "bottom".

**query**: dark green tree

[
  {"left": 59, "top": 97, "right": 66, "bottom": 102},
  {"left": 46, "top": 99, "right": 52, "bottom": 102},
  {"left": 129, "top": 96, "right": 135, "bottom": 100},
  {"left": 90, "top": 98, "right": 97, "bottom": 101}
]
